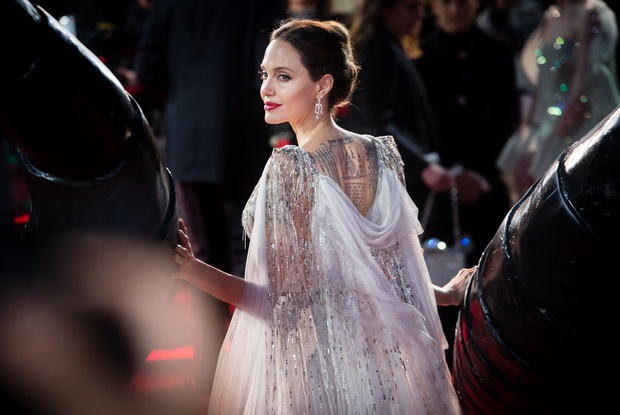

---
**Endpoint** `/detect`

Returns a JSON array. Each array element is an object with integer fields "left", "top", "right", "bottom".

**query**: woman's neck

[{"left": 293, "top": 116, "right": 346, "bottom": 150}]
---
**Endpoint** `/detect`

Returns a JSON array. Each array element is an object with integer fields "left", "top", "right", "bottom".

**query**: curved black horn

[
  {"left": 453, "top": 106, "right": 620, "bottom": 414},
  {"left": 0, "top": 0, "right": 177, "bottom": 247}
]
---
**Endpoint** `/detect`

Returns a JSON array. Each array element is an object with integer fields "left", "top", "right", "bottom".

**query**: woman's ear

[{"left": 317, "top": 74, "right": 334, "bottom": 98}]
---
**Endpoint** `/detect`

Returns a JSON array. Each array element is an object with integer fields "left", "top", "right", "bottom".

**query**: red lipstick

[{"left": 264, "top": 101, "right": 281, "bottom": 111}]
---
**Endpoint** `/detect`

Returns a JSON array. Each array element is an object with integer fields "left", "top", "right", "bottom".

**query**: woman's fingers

[
  {"left": 176, "top": 228, "right": 192, "bottom": 252},
  {"left": 178, "top": 217, "right": 187, "bottom": 233}
]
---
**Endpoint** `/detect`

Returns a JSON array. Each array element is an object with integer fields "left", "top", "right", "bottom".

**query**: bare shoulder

[{"left": 344, "top": 132, "right": 394, "bottom": 147}]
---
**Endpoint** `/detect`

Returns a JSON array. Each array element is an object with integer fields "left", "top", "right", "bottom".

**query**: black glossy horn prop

[
  {"left": 0, "top": 0, "right": 177, "bottom": 246},
  {"left": 453, "top": 105, "right": 620, "bottom": 414}
]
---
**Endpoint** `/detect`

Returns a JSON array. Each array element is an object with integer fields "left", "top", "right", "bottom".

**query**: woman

[
  {"left": 174, "top": 18, "right": 469, "bottom": 414},
  {"left": 496, "top": 0, "right": 620, "bottom": 202}
]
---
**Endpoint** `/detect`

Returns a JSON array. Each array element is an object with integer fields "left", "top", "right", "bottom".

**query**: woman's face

[
  {"left": 259, "top": 39, "right": 319, "bottom": 127},
  {"left": 430, "top": 0, "right": 480, "bottom": 35},
  {"left": 383, "top": 0, "right": 424, "bottom": 39}
]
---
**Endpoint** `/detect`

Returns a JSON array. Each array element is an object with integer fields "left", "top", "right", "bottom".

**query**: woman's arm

[
  {"left": 433, "top": 266, "right": 477, "bottom": 306},
  {"left": 172, "top": 218, "right": 246, "bottom": 306}
]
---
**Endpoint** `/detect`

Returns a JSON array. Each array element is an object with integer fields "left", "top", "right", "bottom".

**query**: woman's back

[
  {"left": 303, "top": 134, "right": 379, "bottom": 217},
  {"left": 207, "top": 135, "right": 463, "bottom": 414}
]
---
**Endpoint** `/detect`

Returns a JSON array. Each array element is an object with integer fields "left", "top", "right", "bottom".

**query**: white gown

[{"left": 207, "top": 135, "right": 463, "bottom": 414}]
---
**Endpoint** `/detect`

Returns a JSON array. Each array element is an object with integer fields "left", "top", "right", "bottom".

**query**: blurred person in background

[
  {"left": 284, "top": 0, "right": 361, "bottom": 23},
  {"left": 286, "top": 0, "right": 329, "bottom": 19},
  {"left": 477, "top": 0, "right": 549, "bottom": 120},
  {"left": 134, "top": 0, "right": 287, "bottom": 398},
  {"left": 343, "top": 0, "right": 454, "bottom": 218},
  {"left": 415, "top": 0, "right": 521, "bottom": 367},
  {"left": 496, "top": 0, "right": 620, "bottom": 203}
]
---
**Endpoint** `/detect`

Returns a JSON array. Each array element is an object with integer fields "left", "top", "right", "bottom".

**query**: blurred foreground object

[
  {"left": 0, "top": 233, "right": 204, "bottom": 415},
  {"left": 4, "top": 0, "right": 618, "bottom": 413},
  {"left": 0, "top": 0, "right": 185, "bottom": 412},
  {"left": 454, "top": 105, "right": 619, "bottom": 413},
  {"left": 0, "top": 0, "right": 177, "bottom": 250}
]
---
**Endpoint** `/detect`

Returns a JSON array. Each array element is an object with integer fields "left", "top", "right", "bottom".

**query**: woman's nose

[{"left": 261, "top": 83, "right": 273, "bottom": 100}]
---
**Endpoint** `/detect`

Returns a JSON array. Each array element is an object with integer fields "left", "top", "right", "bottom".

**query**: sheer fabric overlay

[{"left": 207, "top": 135, "right": 462, "bottom": 414}]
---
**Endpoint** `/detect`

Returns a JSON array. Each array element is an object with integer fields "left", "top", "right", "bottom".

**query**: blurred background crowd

[{"left": 1, "top": 0, "right": 618, "bottom": 413}]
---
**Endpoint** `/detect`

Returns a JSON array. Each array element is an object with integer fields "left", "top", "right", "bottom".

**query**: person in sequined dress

[
  {"left": 496, "top": 0, "right": 620, "bottom": 203},
  {"left": 172, "top": 18, "right": 472, "bottom": 415}
]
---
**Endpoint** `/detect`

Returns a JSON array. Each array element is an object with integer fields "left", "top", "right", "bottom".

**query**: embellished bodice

[{"left": 209, "top": 135, "right": 462, "bottom": 414}]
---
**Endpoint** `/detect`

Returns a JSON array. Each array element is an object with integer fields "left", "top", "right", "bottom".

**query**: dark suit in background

[
  {"left": 136, "top": 0, "right": 284, "bottom": 270},
  {"left": 415, "top": 21, "right": 520, "bottom": 370},
  {"left": 342, "top": 27, "right": 441, "bottom": 212},
  {"left": 134, "top": 0, "right": 286, "bottom": 395},
  {"left": 416, "top": 24, "right": 519, "bottom": 267}
]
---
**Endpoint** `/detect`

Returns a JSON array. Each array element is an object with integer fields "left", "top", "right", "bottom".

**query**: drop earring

[{"left": 314, "top": 96, "right": 323, "bottom": 120}]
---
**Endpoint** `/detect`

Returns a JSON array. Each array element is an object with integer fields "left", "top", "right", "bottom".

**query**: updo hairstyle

[{"left": 270, "top": 18, "right": 360, "bottom": 117}]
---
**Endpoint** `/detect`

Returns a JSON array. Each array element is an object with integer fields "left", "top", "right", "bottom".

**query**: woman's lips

[{"left": 264, "top": 102, "right": 281, "bottom": 111}]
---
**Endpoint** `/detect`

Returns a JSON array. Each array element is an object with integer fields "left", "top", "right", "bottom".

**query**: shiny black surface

[
  {"left": 0, "top": 0, "right": 177, "bottom": 246},
  {"left": 454, "top": 108, "right": 619, "bottom": 413}
]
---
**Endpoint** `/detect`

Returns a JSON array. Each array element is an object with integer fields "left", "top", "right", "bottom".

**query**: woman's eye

[{"left": 258, "top": 71, "right": 291, "bottom": 82}]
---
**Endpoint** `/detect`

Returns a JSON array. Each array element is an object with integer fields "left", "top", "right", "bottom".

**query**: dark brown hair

[{"left": 270, "top": 18, "right": 360, "bottom": 116}]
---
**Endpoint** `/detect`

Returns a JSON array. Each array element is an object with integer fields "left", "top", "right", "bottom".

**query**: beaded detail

[{"left": 212, "top": 135, "right": 462, "bottom": 415}]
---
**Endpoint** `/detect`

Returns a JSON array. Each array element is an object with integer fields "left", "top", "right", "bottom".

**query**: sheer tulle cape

[{"left": 207, "top": 136, "right": 462, "bottom": 414}]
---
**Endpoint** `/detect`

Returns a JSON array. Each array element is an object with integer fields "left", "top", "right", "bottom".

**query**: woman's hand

[
  {"left": 434, "top": 266, "right": 477, "bottom": 306},
  {"left": 172, "top": 218, "right": 198, "bottom": 283},
  {"left": 171, "top": 218, "right": 246, "bottom": 306}
]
